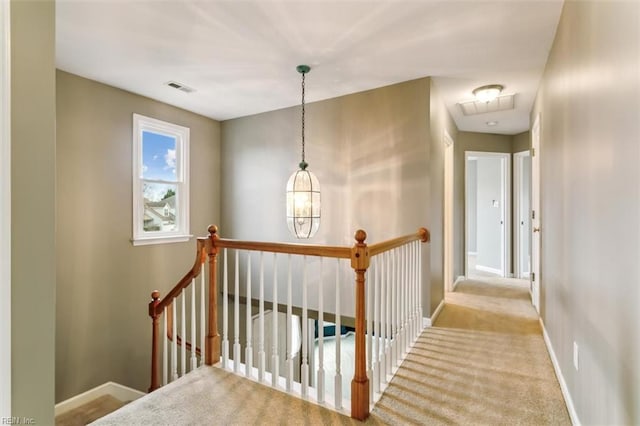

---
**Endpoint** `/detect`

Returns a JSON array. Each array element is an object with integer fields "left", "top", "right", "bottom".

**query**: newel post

[
  {"left": 205, "top": 225, "right": 221, "bottom": 365},
  {"left": 148, "top": 290, "right": 161, "bottom": 392},
  {"left": 350, "top": 229, "right": 370, "bottom": 420}
]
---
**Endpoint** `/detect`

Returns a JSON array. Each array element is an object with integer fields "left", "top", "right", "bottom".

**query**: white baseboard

[
  {"left": 423, "top": 299, "right": 445, "bottom": 327},
  {"left": 467, "top": 251, "right": 478, "bottom": 256},
  {"left": 475, "top": 264, "right": 503, "bottom": 275},
  {"left": 55, "top": 381, "right": 145, "bottom": 416},
  {"left": 452, "top": 275, "right": 465, "bottom": 291},
  {"left": 539, "top": 318, "right": 581, "bottom": 426}
]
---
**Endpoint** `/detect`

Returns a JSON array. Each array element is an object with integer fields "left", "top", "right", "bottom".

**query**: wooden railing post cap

[
  {"left": 354, "top": 229, "right": 367, "bottom": 244},
  {"left": 208, "top": 224, "right": 218, "bottom": 236},
  {"left": 419, "top": 227, "right": 430, "bottom": 243},
  {"left": 151, "top": 290, "right": 160, "bottom": 301}
]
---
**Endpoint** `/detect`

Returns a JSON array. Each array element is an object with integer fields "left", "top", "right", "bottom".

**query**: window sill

[{"left": 131, "top": 234, "right": 193, "bottom": 246}]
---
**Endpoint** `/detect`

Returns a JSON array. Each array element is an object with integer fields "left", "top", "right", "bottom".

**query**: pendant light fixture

[{"left": 286, "top": 65, "right": 320, "bottom": 239}]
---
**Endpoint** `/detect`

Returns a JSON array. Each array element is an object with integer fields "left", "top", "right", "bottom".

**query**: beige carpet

[
  {"left": 368, "top": 276, "right": 571, "bottom": 425},
  {"left": 56, "top": 395, "right": 127, "bottom": 426},
  {"left": 94, "top": 276, "right": 570, "bottom": 425}
]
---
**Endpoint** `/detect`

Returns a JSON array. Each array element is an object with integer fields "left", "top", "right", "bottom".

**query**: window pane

[
  {"left": 142, "top": 130, "right": 177, "bottom": 181},
  {"left": 143, "top": 182, "right": 177, "bottom": 232}
]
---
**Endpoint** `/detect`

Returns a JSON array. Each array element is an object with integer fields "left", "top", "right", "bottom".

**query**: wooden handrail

[
  {"left": 154, "top": 238, "right": 208, "bottom": 314},
  {"left": 212, "top": 237, "right": 351, "bottom": 259},
  {"left": 368, "top": 227, "right": 430, "bottom": 256}
]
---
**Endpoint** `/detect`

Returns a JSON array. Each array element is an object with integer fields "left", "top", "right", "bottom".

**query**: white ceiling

[{"left": 56, "top": 0, "right": 563, "bottom": 135}]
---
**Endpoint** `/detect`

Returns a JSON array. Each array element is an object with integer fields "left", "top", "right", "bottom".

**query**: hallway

[{"left": 369, "top": 276, "right": 570, "bottom": 424}]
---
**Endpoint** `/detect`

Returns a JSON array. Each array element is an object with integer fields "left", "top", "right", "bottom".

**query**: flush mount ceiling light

[
  {"left": 473, "top": 84, "right": 504, "bottom": 103},
  {"left": 286, "top": 65, "right": 320, "bottom": 239}
]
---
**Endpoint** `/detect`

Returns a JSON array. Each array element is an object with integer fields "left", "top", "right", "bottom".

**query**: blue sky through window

[{"left": 142, "top": 131, "right": 177, "bottom": 181}]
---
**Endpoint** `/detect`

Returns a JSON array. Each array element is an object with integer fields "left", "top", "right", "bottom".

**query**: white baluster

[
  {"left": 271, "top": 253, "right": 279, "bottom": 387},
  {"left": 373, "top": 255, "right": 381, "bottom": 393},
  {"left": 301, "top": 256, "right": 309, "bottom": 398},
  {"left": 191, "top": 279, "right": 197, "bottom": 371},
  {"left": 200, "top": 261, "right": 206, "bottom": 366},
  {"left": 419, "top": 241, "right": 423, "bottom": 331},
  {"left": 258, "top": 252, "right": 266, "bottom": 382},
  {"left": 399, "top": 246, "right": 405, "bottom": 358},
  {"left": 163, "top": 306, "right": 168, "bottom": 386},
  {"left": 380, "top": 252, "right": 387, "bottom": 383},
  {"left": 172, "top": 301, "right": 178, "bottom": 381},
  {"left": 334, "top": 258, "right": 342, "bottom": 409},
  {"left": 385, "top": 249, "right": 392, "bottom": 379},
  {"left": 233, "top": 250, "right": 241, "bottom": 373},
  {"left": 366, "top": 259, "right": 373, "bottom": 402},
  {"left": 390, "top": 248, "right": 397, "bottom": 369},
  {"left": 222, "top": 248, "right": 229, "bottom": 369},
  {"left": 245, "top": 253, "right": 253, "bottom": 378},
  {"left": 286, "top": 254, "right": 293, "bottom": 393},
  {"left": 317, "top": 258, "right": 325, "bottom": 404},
  {"left": 408, "top": 243, "right": 414, "bottom": 343},
  {"left": 181, "top": 291, "right": 186, "bottom": 376}
]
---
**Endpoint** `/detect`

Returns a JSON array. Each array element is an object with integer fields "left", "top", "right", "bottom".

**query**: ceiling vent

[
  {"left": 458, "top": 94, "right": 515, "bottom": 116},
  {"left": 165, "top": 81, "right": 195, "bottom": 93}
]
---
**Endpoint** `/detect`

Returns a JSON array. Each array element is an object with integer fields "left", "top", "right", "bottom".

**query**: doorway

[
  {"left": 465, "top": 151, "right": 511, "bottom": 278},
  {"left": 1, "top": 0, "right": 11, "bottom": 415},
  {"left": 531, "top": 115, "right": 541, "bottom": 312},
  {"left": 514, "top": 150, "right": 531, "bottom": 279},
  {"left": 443, "top": 130, "right": 454, "bottom": 292}
]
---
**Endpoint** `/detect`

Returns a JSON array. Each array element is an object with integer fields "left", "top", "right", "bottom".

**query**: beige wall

[
  {"left": 221, "top": 78, "right": 446, "bottom": 316},
  {"left": 532, "top": 1, "right": 639, "bottom": 423},
  {"left": 512, "top": 131, "right": 530, "bottom": 154},
  {"left": 55, "top": 71, "right": 221, "bottom": 401},
  {"left": 11, "top": 1, "right": 56, "bottom": 424},
  {"left": 429, "top": 81, "right": 458, "bottom": 311},
  {"left": 10, "top": 0, "right": 56, "bottom": 422}
]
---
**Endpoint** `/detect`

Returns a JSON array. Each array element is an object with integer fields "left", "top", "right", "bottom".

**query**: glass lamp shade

[{"left": 286, "top": 168, "right": 320, "bottom": 238}]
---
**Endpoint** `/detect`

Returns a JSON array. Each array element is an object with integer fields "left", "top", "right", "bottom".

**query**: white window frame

[{"left": 132, "top": 113, "right": 191, "bottom": 246}]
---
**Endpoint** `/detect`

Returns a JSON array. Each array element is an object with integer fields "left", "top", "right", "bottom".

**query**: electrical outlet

[{"left": 573, "top": 341, "right": 579, "bottom": 370}]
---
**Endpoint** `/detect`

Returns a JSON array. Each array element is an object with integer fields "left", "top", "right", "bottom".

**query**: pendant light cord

[{"left": 301, "top": 71, "right": 306, "bottom": 167}]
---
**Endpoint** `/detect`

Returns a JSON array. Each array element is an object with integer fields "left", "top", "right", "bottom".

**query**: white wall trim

[
  {"left": 452, "top": 275, "right": 465, "bottom": 291},
  {"left": 54, "top": 382, "right": 145, "bottom": 416},
  {"left": 0, "top": 0, "right": 11, "bottom": 416},
  {"left": 423, "top": 299, "right": 445, "bottom": 327},
  {"left": 539, "top": 318, "right": 581, "bottom": 426},
  {"left": 466, "top": 251, "right": 478, "bottom": 256},
  {"left": 475, "top": 264, "right": 503, "bottom": 275}
]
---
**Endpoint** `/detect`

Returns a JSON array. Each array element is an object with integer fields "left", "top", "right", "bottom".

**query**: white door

[
  {"left": 465, "top": 152, "right": 511, "bottom": 278},
  {"left": 444, "top": 131, "right": 454, "bottom": 291},
  {"left": 531, "top": 115, "right": 541, "bottom": 312},
  {"left": 514, "top": 151, "right": 531, "bottom": 279}
]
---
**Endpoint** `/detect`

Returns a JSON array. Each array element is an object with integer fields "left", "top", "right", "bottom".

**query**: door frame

[
  {"left": 513, "top": 150, "right": 531, "bottom": 279},
  {"left": 465, "top": 151, "right": 511, "bottom": 278},
  {"left": 531, "top": 115, "right": 541, "bottom": 312},
  {"left": 1, "top": 0, "right": 11, "bottom": 415},
  {"left": 443, "top": 130, "right": 454, "bottom": 292}
]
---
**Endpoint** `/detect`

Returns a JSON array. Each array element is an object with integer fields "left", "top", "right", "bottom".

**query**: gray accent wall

[
  {"left": 55, "top": 71, "right": 221, "bottom": 401},
  {"left": 221, "top": 78, "right": 455, "bottom": 318},
  {"left": 532, "top": 1, "right": 639, "bottom": 423},
  {"left": 11, "top": 0, "right": 56, "bottom": 422}
]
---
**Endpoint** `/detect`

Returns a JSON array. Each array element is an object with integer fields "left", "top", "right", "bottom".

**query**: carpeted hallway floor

[
  {"left": 368, "top": 276, "right": 571, "bottom": 425},
  {"left": 94, "top": 276, "right": 570, "bottom": 425}
]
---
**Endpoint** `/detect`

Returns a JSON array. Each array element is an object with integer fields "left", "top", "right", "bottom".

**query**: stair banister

[{"left": 148, "top": 225, "right": 430, "bottom": 421}]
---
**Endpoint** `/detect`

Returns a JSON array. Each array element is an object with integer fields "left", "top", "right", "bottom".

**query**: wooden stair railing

[{"left": 148, "top": 225, "right": 430, "bottom": 421}]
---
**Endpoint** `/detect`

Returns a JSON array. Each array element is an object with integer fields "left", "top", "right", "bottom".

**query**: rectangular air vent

[
  {"left": 458, "top": 94, "right": 515, "bottom": 116},
  {"left": 165, "top": 81, "right": 196, "bottom": 93}
]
